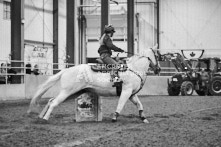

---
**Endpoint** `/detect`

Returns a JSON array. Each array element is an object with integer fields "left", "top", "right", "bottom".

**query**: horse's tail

[{"left": 28, "top": 69, "right": 66, "bottom": 114}]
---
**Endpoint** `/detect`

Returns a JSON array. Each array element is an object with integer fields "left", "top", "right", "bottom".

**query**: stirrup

[
  {"left": 112, "top": 77, "right": 123, "bottom": 87},
  {"left": 113, "top": 77, "right": 120, "bottom": 82},
  {"left": 113, "top": 77, "right": 123, "bottom": 83}
]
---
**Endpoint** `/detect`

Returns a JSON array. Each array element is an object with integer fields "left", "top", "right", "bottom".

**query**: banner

[{"left": 24, "top": 44, "right": 53, "bottom": 75}]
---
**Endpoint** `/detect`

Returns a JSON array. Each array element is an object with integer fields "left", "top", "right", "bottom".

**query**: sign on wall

[{"left": 24, "top": 44, "right": 53, "bottom": 75}]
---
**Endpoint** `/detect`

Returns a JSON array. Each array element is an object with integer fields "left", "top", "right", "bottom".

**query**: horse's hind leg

[
  {"left": 129, "top": 94, "right": 149, "bottom": 123},
  {"left": 39, "top": 90, "right": 71, "bottom": 120}
]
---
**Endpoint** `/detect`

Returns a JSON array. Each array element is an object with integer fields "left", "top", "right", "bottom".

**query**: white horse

[{"left": 27, "top": 48, "right": 161, "bottom": 123}]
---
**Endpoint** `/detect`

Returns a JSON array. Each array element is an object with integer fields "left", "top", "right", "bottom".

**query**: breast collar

[{"left": 128, "top": 68, "right": 147, "bottom": 96}]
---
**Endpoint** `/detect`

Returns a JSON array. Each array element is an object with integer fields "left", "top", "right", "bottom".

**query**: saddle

[
  {"left": 90, "top": 58, "right": 128, "bottom": 72},
  {"left": 90, "top": 58, "right": 127, "bottom": 96}
]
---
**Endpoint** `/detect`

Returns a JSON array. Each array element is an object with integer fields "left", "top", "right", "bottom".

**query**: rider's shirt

[{"left": 98, "top": 34, "right": 123, "bottom": 55}]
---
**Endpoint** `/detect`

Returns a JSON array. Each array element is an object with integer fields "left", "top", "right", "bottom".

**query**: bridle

[{"left": 148, "top": 48, "right": 161, "bottom": 75}]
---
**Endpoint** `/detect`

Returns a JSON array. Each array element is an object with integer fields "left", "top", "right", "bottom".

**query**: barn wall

[
  {"left": 0, "top": 0, "right": 11, "bottom": 61},
  {"left": 24, "top": 0, "right": 53, "bottom": 43},
  {"left": 136, "top": 3, "right": 156, "bottom": 53},
  {"left": 58, "top": 0, "right": 66, "bottom": 68},
  {"left": 1, "top": 0, "right": 221, "bottom": 66},
  {"left": 160, "top": 0, "right": 221, "bottom": 51},
  {"left": 0, "top": 0, "right": 69, "bottom": 67}
]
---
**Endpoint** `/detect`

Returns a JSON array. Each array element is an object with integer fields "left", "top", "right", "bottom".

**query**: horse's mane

[
  {"left": 127, "top": 55, "right": 140, "bottom": 64},
  {"left": 126, "top": 48, "right": 156, "bottom": 67}
]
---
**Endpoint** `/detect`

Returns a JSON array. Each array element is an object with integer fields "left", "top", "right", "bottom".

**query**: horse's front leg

[
  {"left": 112, "top": 87, "right": 133, "bottom": 122},
  {"left": 129, "top": 94, "right": 149, "bottom": 123}
]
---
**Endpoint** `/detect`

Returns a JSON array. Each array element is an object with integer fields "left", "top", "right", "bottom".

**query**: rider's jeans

[{"left": 100, "top": 53, "right": 119, "bottom": 79}]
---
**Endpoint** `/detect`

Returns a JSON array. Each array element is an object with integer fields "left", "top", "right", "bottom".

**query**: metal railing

[{"left": 0, "top": 59, "right": 74, "bottom": 84}]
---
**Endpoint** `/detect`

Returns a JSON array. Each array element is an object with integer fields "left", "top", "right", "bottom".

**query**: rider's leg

[{"left": 100, "top": 53, "right": 121, "bottom": 83}]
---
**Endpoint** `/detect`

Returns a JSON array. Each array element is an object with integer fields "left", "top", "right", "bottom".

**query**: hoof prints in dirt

[
  {"left": 0, "top": 125, "right": 10, "bottom": 130},
  {"left": 33, "top": 118, "right": 49, "bottom": 124},
  {"left": 0, "top": 117, "right": 6, "bottom": 123},
  {"left": 210, "top": 113, "right": 220, "bottom": 117},
  {"left": 125, "top": 128, "right": 143, "bottom": 132},
  {"left": 54, "top": 113, "right": 72, "bottom": 118},
  {"left": 0, "top": 127, "right": 65, "bottom": 147},
  {"left": 170, "top": 113, "right": 185, "bottom": 118},
  {"left": 152, "top": 113, "right": 185, "bottom": 119},
  {"left": 200, "top": 116, "right": 216, "bottom": 120},
  {"left": 153, "top": 114, "right": 169, "bottom": 118},
  {"left": 26, "top": 112, "right": 39, "bottom": 119},
  {"left": 198, "top": 113, "right": 220, "bottom": 121}
]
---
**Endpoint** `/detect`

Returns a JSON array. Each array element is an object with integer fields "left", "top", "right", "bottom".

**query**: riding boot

[{"left": 112, "top": 70, "right": 123, "bottom": 87}]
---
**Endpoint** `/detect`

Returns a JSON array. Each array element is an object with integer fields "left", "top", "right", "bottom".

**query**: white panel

[
  {"left": 58, "top": 0, "right": 67, "bottom": 68},
  {"left": 24, "top": 0, "right": 43, "bottom": 42},
  {"left": 24, "top": 0, "right": 53, "bottom": 43},
  {"left": 0, "top": 0, "right": 11, "bottom": 61},
  {"left": 43, "top": 0, "right": 53, "bottom": 43},
  {"left": 160, "top": 0, "right": 221, "bottom": 51},
  {"left": 136, "top": 3, "right": 155, "bottom": 53}
]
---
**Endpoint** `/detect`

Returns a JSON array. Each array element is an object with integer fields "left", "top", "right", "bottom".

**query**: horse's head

[
  {"left": 126, "top": 48, "right": 161, "bottom": 75},
  {"left": 145, "top": 48, "right": 161, "bottom": 75}
]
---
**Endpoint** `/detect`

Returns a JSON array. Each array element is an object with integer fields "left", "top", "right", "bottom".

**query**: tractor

[{"left": 164, "top": 53, "right": 221, "bottom": 96}]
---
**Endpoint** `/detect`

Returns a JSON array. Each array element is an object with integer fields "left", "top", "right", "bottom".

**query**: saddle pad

[{"left": 91, "top": 64, "right": 127, "bottom": 72}]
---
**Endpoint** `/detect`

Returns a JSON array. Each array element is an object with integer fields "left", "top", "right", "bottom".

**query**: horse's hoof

[
  {"left": 27, "top": 106, "right": 40, "bottom": 114},
  {"left": 111, "top": 112, "right": 119, "bottom": 123},
  {"left": 27, "top": 109, "right": 37, "bottom": 114},
  {"left": 27, "top": 112, "right": 38, "bottom": 118},
  {"left": 143, "top": 119, "right": 149, "bottom": 124},
  {"left": 112, "top": 119, "right": 117, "bottom": 123},
  {"left": 34, "top": 118, "right": 49, "bottom": 124}
]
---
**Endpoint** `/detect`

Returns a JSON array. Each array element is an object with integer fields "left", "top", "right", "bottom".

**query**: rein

[
  {"left": 125, "top": 51, "right": 141, "bottom": 56},
  {"left": 124, "top": 51, "right": 155, "bottom": 64}
]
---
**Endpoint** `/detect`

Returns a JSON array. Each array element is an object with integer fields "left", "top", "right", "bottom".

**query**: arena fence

[{"left": 0, "top": 59, "right": 75, "bottom": 84}]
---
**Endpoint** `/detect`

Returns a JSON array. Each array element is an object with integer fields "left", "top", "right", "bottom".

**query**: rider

[{"left": 98, "top": 24, "right": 124, "bottom": 87}]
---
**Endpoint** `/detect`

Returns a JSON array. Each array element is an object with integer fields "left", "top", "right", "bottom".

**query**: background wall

[
  {"left": 136, "top": 2, "right": 156, "bottom": 52},
  {"left": 58, "top": 0, "right": 67, "bottom": 68},
  {"left": 0, "top": 0, "right": 11, "bottom": 61},
  {"left": 1, "top": 0, "right": 221, "bottom": 62},
  {"left": 24, "top": 0, "right": 54, "bottom": 73},
  {"left": 24, "top": 0, "right": 53, "bottom": 43},
  {"left": 160, "top": 0, "right": 221, "bottom": 57}
]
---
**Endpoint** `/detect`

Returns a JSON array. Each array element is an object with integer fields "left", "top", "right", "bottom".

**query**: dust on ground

[{"left": 0, "top": 96, "right": 221, "bottom": 147}]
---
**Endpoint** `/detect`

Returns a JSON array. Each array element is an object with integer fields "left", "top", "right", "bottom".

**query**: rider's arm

[{"left": 104, "top": 36, "right": 124, "bottom": 52}]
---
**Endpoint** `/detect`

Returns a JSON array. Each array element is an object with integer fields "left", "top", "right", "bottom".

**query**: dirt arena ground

[{"left": 0, "top": 96, "right": 221, "bottom": 147}]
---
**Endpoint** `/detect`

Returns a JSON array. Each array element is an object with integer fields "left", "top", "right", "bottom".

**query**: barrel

[{"left": 75, "top": 92, "right": 102, "bottom": 122}]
